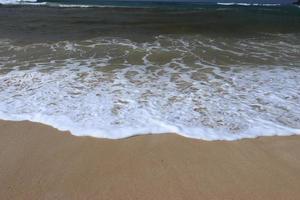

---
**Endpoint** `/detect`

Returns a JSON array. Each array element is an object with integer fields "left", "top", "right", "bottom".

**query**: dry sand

[{"left": 0, "top": 120, "right": 300, "bottom": 200}]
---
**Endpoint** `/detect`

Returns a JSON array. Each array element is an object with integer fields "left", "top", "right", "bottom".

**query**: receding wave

[{"left": 1, "top": 34, "right": 300, "bottom": 140}]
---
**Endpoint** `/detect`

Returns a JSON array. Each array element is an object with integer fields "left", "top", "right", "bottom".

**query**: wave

[
  {"left": 0, "top": 0, "right": 99, "bottom": 7},
  {"left": 1, "top": 64, "right": 299, "bottom": 140},
  {"left": 0, "top": 0, "right": 283, "bottom": 8},
  {"left": 0, "top": 0, "right": 36, "bottom": 4},
  {"left": 217, "top": 2, "right": 281, "bottom": 7},
  {"left": 1, "top": 35, "right": 300, "bottom": 140}
]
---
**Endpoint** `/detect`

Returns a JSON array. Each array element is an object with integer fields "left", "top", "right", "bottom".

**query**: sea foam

[
  {"left": 0, "top": 35, "right": 300, "bottom": 140},
  {"left": 0, "top": 0, "right": 36, "bottom": 4}
]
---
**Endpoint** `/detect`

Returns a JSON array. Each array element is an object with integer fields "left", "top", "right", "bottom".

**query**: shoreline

[
  {"left": 0, "top": 119, "right": 299, "bottom": 141},
  {"left": 1, "top": 119, "right": 300, "bottom": 199}
]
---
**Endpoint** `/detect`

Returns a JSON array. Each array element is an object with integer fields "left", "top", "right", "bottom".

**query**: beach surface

[{"left": 1, "top": 120, "right": 300, "bottom": 200}]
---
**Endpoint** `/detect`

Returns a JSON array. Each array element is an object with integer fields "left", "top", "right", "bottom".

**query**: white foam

[
  {"left": 261, "top": 4, "right": 281, "bottom": 6},
  {"left": 236, "top": 3, "right": 251, "bottom": 6},
  {"left": 0, "top": 35, "right": 300, "bottom": 140},
  {"left": 217, "top": 3, "right": 235, "bottom": 6},
  {"left": 0, "top": 0, "right": 138, "bottom": 8},
  {"left": 0, "top": 0, "right": 36, "bottom": 4},
  {"left": 0, "top": 0, "right": 94, "bottom": 7},
  {"left": 55, "top": 4, "right": 99, "bottom": 8},
  {"left": 217, "top": 2, "right": 281, "bottom": 7}
]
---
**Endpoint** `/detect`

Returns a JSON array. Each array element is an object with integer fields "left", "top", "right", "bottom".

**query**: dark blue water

[{"left": 37, "top": 0, "right": 295, "bottom": 5}]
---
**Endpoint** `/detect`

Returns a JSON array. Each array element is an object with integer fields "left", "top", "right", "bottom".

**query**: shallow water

[{"left": 0, "top": 5, "right": 300, "bottom": 140}]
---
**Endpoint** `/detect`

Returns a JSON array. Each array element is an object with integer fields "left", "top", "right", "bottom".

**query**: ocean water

[
  {"left": 0, "top": 0, "right": 295, "bottom": 7},
  {"left": 0, "top": 3, "right": 300, "bottom": 140}
]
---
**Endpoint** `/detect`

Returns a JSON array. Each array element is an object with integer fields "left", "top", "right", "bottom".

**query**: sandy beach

[{"left": 0, "top": 120, "right": 300, "bottom": 200}]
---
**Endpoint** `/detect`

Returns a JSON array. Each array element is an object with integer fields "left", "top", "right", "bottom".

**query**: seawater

[{"left": 0, "top": 4, "right": 300, "bottom": 140}]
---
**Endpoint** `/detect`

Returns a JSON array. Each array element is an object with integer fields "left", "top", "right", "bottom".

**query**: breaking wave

[{"left": 1, "top": 34, "right": 300, "bottom": 140}]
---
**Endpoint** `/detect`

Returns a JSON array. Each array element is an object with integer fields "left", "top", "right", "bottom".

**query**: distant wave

[
  {"left": 0, "top": 0, "right": 37, "bottom": 4},
  {"left": 0, "top": 0, "right": 133, "bottom": 8},
  {"left": 48, "top": 3, "right": 120, "bottom": 8},
  {"left": 0, "top": 0, "right": 283, "bottom": 8},
  {"left": 217, "top": 2, "right": 281, "bottom": 7}
]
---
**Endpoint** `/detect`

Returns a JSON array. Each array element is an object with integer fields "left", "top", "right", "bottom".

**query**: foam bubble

[{"left": 0, "top": 35, "right": 300, "bottom": 140}]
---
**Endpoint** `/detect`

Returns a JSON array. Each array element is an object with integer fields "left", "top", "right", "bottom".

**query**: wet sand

[{"left": 0, "top": 119, "right": 300, "bottom": 200}]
